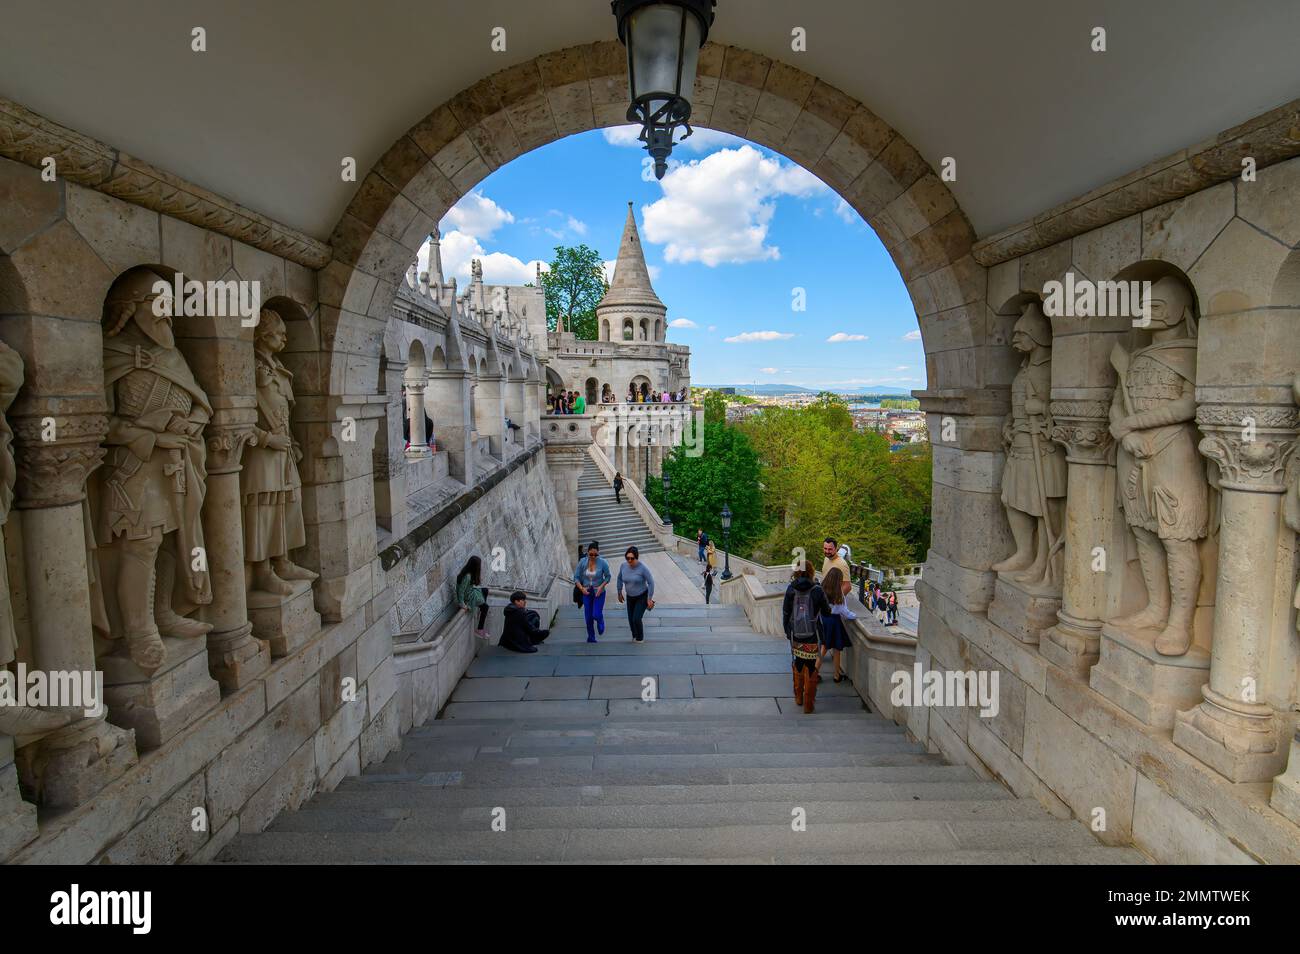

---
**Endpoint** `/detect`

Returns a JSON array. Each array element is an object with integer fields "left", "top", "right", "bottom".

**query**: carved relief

[
  {"left": 242, "top": 307, "right": 317, "bottom": 595},
  {"left": 1285, "top": 374, "right": 1300, "bottom": 641},
  {"left": 90, "top": 268, "right": 214, "bottom": 672},
  {"left": 1107, "top": 275, "right": 1207, "bottom": 656},
  {"left": 992, "top": 302, "right": 1066, "bottom": 589}
]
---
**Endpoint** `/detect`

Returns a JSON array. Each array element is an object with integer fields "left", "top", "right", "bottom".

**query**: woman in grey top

[{"left": 616, "top": 546, "right": 655, "bottom": 642}]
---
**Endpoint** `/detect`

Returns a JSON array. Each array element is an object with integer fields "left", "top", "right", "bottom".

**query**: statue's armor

[
  {"left": 116, "top": 366, "right": 194, "bottom": 421},
  {"left": 101, "top": 367, "right": 200, "bottom": 540},
  {"left": 1128, "top": 352, "right": 1185, "bottom": 410},
  {"left": 1000, "top": 357, "right": 1066, "bottom": 517},
  {"left": 241, "top": 348, "right": 305, "bottom": 562},
  {"left": 1116, "top": 346, "right": 1208, "bottom": 541}
]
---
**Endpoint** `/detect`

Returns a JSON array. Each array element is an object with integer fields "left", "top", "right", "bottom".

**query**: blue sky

[{"left": 419, "top": 127, "right": 924, "bottom": 392}]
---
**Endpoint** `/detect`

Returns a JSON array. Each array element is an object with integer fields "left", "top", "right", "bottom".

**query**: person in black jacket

[
  {"left": 498, "top": 591, "right": 549, "bottom": 653},
  {"left": 613, "top": 471, "right": 624, "bottom": 504},
  {"left": 782, "top": 560, "right": 831, "bottom": 713}
]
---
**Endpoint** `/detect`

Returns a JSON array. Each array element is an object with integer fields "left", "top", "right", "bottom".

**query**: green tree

[
  {"left": 740, "top": 394, "right": 930, "bottom": 568},
  {"left": 645, "top": 422, "right": 767, "bottom": 553},
  {"left": 701, "top": 390, "right": 727, "bottom": 425},
  {"left": 537, "top": 244, "right": 607, "bottom": 340}
]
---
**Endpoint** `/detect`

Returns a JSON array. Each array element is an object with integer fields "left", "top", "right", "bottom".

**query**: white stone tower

[{"left": 595, "top": 201, "right": 667, "bottom": 343}]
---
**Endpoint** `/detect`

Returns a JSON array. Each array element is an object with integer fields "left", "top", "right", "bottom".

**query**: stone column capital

[
  {"left": 205, "top": 422, "right": 257, "bottom": 475},
  {"left": 1049, "top": 399, "right": 1113, "bottom": 464},
  {"left": 1196, "top": 404, "right": 1299, "bottom": 493},
  {"left": 11, "top": 413, "right": 108, "bottom": 508}
]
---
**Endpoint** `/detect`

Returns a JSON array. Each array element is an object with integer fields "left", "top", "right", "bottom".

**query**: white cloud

[
  {"left": 421, "top": 229, "right": 546, "bottom": 286},
  {"left": 647, "top": 264, "right": 661, "bottom": 281},
  {"left": 708, "top": 325, "right": 717, "bottom": 332},
  {"left": 827, "top": 332, "right": 868, "bottom": 342},
  {"left": 760, "top": 367, "right": 779, "bottom": 374},
  {"left": 567, "top": 216, "right": 588, "bottom": 236},
  {"left": 894, "top": 365, "right": 910, "bottom": 371},
  {"left": 641, "top": 145, "right": 826, "bottom": 266},
  {"left": 834, "top": 197, "right": 859, "bottom": 225},
  {"left": 441, "top": 191, "right": 514, "bottom": 240},
  {"left": 669, "top": 318, "right": 698, "bottom": 328},
  {"left": 724, "top": 330, "right": 795, "bottom": 343},
  {"left": 903, "top": 329, "right": 923, "bottom": 340},
  {"left": 601, "top": 260, "right": 616, "bottom": 284}
]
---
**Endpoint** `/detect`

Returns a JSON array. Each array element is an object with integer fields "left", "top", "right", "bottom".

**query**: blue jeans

[
  {"left": 698, "top": 545, "right": 705, "bottom": 562},
  {"left": 583, "top": 589, "right": 606, "bottom": 638}
]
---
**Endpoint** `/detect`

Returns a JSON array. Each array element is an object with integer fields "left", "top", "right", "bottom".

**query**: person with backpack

[
  {"left": 702, "top": 563, "right": 715, "bottom": 604},
  {"left": 887, "top": 590, "right": 899, "bottom": 626},
  {"left": 499, "top": 591, "right": 549, "bottom": 653},
  {"left": 613, "top": 471, "right": 624, "bottom": 504},
  {"left": 573, "top": 540, "right": 610, "bottom": 643},
  {"left": 454, "top": 555, "right": 490, "bottom": 640},
  {"left": 783, "top": 560, "right": 830, "bottom": 713},
  {"left": 820, "top": 566, "right": 853, "bottom": 683},
  {"left": 696, "top": 528, "right": 707, "bottom": 563}
]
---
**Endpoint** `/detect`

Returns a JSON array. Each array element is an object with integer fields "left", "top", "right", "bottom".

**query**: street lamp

[
  {"left": 661, "top": 468, "right": 672, "bottom": 525},
  {"left": 644, "top": 429, "right": 655, "bottom": 489},
  {"left": 611, "top": 0, "right": 717, "bottom": 179},
  {"left": 720, "top": 502, "right": 732, "bottom": 580}
]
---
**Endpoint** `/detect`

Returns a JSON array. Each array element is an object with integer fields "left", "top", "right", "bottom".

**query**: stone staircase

[
  {"left": 576, "top": 455, "right": 662, "bottom": 554},
  {"left": 217, "top": 600, "right": 1146, "bottom": 864}
]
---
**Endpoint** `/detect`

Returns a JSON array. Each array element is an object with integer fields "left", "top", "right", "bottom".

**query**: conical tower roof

[{"left": 596, "top": 202, "right": 665, "bottom": 314}]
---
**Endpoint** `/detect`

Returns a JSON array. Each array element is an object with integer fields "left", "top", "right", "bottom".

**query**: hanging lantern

[{"left": 611, "top": 0, "right": 717, "bottom": 179}]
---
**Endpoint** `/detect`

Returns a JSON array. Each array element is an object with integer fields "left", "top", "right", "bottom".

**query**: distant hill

[{"left": 700, "top": 384, "right": 913, "bottom": 397}]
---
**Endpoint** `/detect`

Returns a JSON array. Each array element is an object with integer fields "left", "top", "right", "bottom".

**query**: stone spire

[
  {"left": 598, "top": 202, "right": 664, "bottom": 312},
  {"left": 428, "top": 227, "right": 443, "bottom": 286}
]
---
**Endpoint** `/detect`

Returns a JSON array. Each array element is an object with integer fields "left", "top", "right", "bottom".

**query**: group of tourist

[
  {"left": 452, "top": 539, "right": 658, "bottom": 651},
  {"left": 868, "top": 582, "right": 899, "bottom": 626},
  {"left": 548, "top": 390, "right": 586, "bottom": 414},
  {"left": 546, "top": 385, "right": 689, "bottom": 412},
  {"left": 573, "top": 541, "right": 656, "bottom": 643},
  {"left": 780, "top": 537, "right": 858, "bottom": 714},
  {"left": 626, "top": 384, "right": 688, "bottom": 404}
]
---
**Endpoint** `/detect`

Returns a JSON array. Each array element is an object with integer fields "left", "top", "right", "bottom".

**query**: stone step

[
  {"left": 271, "top": 797, "right": 1049, "bottom": 834},
  {"left": 307, "top": 777, "right": 1002, "bottom": 810},
  {"left": 218, "top": 820, "right": 1141, "bottom": 864},
  {"left": 340, "top": 756, "right": 955, "bottom": 791}
]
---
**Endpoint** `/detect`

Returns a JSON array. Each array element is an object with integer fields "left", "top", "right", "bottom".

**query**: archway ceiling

[{"left": 2, "top": 0, "right": 1297, "bottom": 241}]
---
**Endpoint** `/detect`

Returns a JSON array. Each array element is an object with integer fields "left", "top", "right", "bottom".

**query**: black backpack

[{"left": 791, "top": 590, "right": 818, "bottom": 640}]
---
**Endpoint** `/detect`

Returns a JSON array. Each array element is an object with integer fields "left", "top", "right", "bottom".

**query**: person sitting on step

[{"left": 499, "top": 591, "right": 549, "bottom": 653}]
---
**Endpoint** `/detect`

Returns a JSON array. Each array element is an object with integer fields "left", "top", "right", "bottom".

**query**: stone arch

[
  {"left": 655, "top": 318, "right": 663, "bottom": 341},
  {"left": 601, "top": 318, "right": 610, "bottom": 341},
  {"left": 638, "top": 317, "right": 649, "bottom": 341},
  {"left": 584, "top": 376, "right": 598, "bottom": 406},
  {"left": 319, "top": 40, "right": 979, "bottom": 405},
  {"left": 622, "top": 317, "right": 634, "bottom": 342}
]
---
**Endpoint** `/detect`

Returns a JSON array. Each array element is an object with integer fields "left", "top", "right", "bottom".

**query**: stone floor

[{"left": 217, "top": 602, "right": 1146, "bottom": 863}]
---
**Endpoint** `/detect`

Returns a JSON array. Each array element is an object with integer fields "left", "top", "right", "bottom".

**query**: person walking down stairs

[
  {"left": 783, "top": 560, "right": 830, "bottom": 713},
  {"left": 574, "top": 541, "right": 610, "bottom": 644},
  {"left": 613, "top": 471, "right": 624, "bottom": 504}
]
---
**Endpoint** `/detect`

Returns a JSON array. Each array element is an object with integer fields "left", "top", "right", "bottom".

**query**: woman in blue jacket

[{"left": 574, "top": 540, "right": 611, "bottom": 643}]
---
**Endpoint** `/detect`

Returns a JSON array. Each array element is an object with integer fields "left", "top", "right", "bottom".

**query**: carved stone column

[
  {"left": 10, "top": 413, "right": 136, "bottom": 808},
  {"left": 1173, "top": 404, "right": 1299, "bottom": 781},
  {"left": 427, "top": 368, "right": 473, "bottom": 483},
  {"left": 1041, "top": 398, "right": 1114, "bottom": 675},
  {"left": 404, "top": 376, "right": 430, "bottom": 460},
  {"left": 201, "top": 417, "right": 270, "bottom": 691}
]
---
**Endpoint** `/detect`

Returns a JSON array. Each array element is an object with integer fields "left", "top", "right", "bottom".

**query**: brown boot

[
  {"left": 792, "top": 665, "right": 804, "bottom": 706},
  {"left": 803, "top": 668, "right": 818, "bottom": 714}
]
